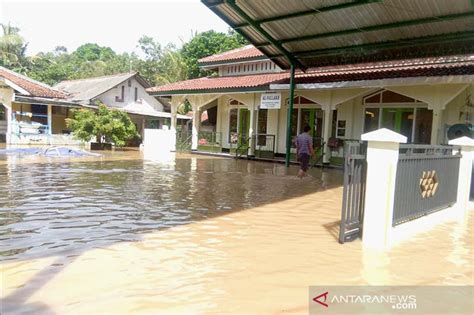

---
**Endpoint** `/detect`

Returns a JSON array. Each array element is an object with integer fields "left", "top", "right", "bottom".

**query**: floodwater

[{"left": 1, "top": 149, "right": 473, "bottom": 314}]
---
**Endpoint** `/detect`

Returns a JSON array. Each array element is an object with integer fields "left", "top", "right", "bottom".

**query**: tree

[
  {"left": 66, "top": 104, "right": 139, "bottom": 147},
  {"left": 154, "top": 45, "right": 188, "bottom": 85},
  {"left": 181, "top": 29, "right": 247, "bottom": 78},
  {"left": 0, "top": 23, "right": 29, "bottom": 72}
]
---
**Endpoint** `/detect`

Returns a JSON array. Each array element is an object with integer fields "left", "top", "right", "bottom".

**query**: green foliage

[
  {"left": 181, "top": 29, "right": 247, "bottom": 79},
  {"left": 0, "top": 23, "right": 29, "bottom": 73},
  {"left": 65, "top": 108, "right": 97, "bottom": 143},
  {"left": 1, "top": 24, "right": 247, "bottom": 99},
  {"left": 66, "top": 104, "right": 139, "bottom": 147}
]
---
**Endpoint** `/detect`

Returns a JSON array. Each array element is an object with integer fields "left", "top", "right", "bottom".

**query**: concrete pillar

[
  {"left": 170, "top": 104, "right": 178, "bottom": 151},
  {"left": 361, "top": 128, "right": 407, "bottom": 250},
  {"left": 170, "top": 105, "right": 178, "bottom": 133},
  {"left": 6, "top": 105, "right": 12, "bottom": 144},
  {"left": 47, "top": 105, "right": 53, "bottom": 135},
  {"left": 191, "top": 107, "right": 201, "bottom": 150},
  {"left": 322, "top": 105, "right": 333, "bottom": 164},
  {"left": 430, "top": 107, "right": 442, "bottom": 145},
  {"left": 448, "top": 136, "right": 474, "bottom": 210},
  {"left": 248, "top": 101, "right": 256, "bottom": 156}
]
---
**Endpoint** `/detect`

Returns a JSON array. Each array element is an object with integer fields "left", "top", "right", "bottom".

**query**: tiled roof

[
  {"left": 198, "top": 45, "right": 265, "bottom": 64},
  {"left": 147, "top": 72, "right": 289, "bottom": 93},
  {"left": 0, "top": 66, "right": 68, "bottom": 99},
  {"left": 293, "top": 55, "right": 474, "bottom": 84},
  {"left": 149, "top": 54, "right": 473, "bottom": 95}
]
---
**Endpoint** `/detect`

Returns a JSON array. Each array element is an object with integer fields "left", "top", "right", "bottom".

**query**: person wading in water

[{"left": 296, "top": 125, "right": 315, "bottom": 178}]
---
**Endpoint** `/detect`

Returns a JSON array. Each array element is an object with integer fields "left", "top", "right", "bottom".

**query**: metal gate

[
  {"left": 176, "top": 130, "right": 192, "bottom": 152},
  {"left": 339, "top": 141, "right": 367, "bottom": 244}
]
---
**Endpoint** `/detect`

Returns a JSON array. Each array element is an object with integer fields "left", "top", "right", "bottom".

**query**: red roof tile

[
  {"left": 147, "top": 72, "right": 289, "bottom": 93},
  {"left": 0, "top": 66, "right": 67, "bottom": 99},
  {"left": 148, "top": 54, "right": 473, "bottom": 95},
  {"left": 198, "top": 45, "right": 265, "bottom": 64},
  {"left": 292, "top": 55, "right": 474, "bottom": 84}
]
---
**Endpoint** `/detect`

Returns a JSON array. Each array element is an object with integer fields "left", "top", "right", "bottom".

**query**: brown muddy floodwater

[{"left": 0, "top": 149, "right": 473, "bottom": 314}]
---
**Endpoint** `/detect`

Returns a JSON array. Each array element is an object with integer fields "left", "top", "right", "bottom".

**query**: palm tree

[
  {"left": 154, "top": 48, "right": 188, "bottom": 85},
  {"left": 0, "top": 23, "right": 28, "bottom": 71}
]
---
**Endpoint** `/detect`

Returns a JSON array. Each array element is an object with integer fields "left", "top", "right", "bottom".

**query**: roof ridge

[
  {"left": 57, "top": 71, "right": 137, "bottom": 84},
  {"left": 198, "top": 45, "right": 262, "bottom": 63},
  {"left": 0, "top": 66, "right": 67, "bottom": 95},
  {"left": 305, "top": 54, "right": 474, "bottom": 74}
]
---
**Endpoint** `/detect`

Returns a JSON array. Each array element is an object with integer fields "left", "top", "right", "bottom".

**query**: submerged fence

[{"left": 392, "top": 145, "right": 461, "bottom": 226}]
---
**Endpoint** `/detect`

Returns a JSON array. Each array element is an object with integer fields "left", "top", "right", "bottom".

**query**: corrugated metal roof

[
  {"left": 202, "top": 0, "right": 474, "bottom": 69},
  {"left": 54, "top": 72, "right": 150, "bottom": 103}
]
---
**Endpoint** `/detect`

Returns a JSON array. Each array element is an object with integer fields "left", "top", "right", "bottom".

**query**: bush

[{"left": 66, "top": 104, "right": 139, "bottom": 147}]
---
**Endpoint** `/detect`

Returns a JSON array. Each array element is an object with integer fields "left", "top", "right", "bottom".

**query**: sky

[{"left": 0, "top": 0, "right": 231, "bottom": 56}]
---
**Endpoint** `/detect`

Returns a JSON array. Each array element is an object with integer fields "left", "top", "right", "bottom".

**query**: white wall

[
  {"left": 95, "top": 77, "right": 164, "bottom": 112},
  {"left": 219, "top": 61, "right": 281, "bottom": 77},
  {"left": 213, "top": 84, "right": 473, "bottom": 155}
]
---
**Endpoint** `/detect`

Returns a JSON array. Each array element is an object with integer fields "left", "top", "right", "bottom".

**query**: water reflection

[
  {"left": 1, "top": 152, "right": 472, "bottom": 314},
  {"left": 0, "top": 154, "right": 342, "bottom": 261}
]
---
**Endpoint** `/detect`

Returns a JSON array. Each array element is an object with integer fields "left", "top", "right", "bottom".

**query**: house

[
  {"left": 147, "top": 45, "right": 474, "bottom": 164},
  {"left": 54, "top": 72, "right": 190, "bottom": 141},
  {"left": 146, "top": 0, "right": 474, "bottom": 164},
  {"left": 0, "top": 66, "right": 82, "bottom": 145}
]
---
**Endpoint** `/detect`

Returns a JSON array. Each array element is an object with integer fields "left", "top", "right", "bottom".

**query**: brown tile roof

[
  {"left": 198, "top": 45, "right": 265, "bottom": 64},
  {"left": 147, "top": 72, "right": 289, "bottom": 93},
  {"left": 149, "top": 54, "right": 473, "bottom": 95},
  {"left": 0, "top": 66, "right": 68, "bottom": 99},
  {"left": 293, "top": 55, "right": 474, "bottom": 84}
]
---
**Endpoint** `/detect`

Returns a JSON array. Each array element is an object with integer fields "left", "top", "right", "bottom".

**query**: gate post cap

[
  {"left": 361, "top": 128, "right": 407, "bottom": 143},
  {"left": 448, "top": 136, "right": 474, "bottom": 147}
]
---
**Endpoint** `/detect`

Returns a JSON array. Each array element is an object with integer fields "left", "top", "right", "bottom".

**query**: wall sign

[{"left": 260, "top": 93, "right": 281, "bottom": 109}]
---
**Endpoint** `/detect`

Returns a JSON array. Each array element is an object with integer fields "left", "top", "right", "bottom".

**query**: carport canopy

[
  {"left": 202, "top": 0, "right": 474, "bottom": 70},
  {"left": 202, "top": 0, "right": 474, "bottom": 166}
]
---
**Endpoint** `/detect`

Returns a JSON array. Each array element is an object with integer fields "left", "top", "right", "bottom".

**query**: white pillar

[
  {"left": 248, "top": 101, "right": 256, "bottom": 156},
  {"left": 448, "top": 136, "right": 474, "bottom": 211},
  {"left": 322, "top": 105, "right": 333, "bottom": 164},
  {"left": 170, "top": 104, "right": 178, "bottom": 152},
  {"left": 191, "top": 107, "right": 201, "bottom": 150},
  {"left": 6, "top": 105, "right": 12, "bottom": 144},
  {"left": 47, "top": 105, "right": 53, "bottom": 135},
  {"left": 430, "top": 107, "right": 442, "bottom": 145},
  {"left": 361, "top": 128, "right": 407, "bottom": 250}
]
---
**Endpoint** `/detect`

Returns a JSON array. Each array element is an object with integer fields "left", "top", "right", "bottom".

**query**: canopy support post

[{"left": 285, "top": 64, "right": 296, "bottom": 167}]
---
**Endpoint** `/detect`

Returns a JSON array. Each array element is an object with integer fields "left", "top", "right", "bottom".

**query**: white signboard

[{"left": 260, "top": 93, "right": 281, "bottom": 109}]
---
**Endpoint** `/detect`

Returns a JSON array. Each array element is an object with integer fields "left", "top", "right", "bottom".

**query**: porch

[
  {"left": 1, "top": 99, "right": 82, "bottom": 146},
  {"left": 168, "top": 82, "right": 473, "bottom": 167}
]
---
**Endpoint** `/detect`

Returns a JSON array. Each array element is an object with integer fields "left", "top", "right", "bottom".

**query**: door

[
  {"left": 382, "top": 108, "right": 414, "bottom": 142},
  {"left": 301, "top": 108, "right": 324, "bottom": 148},
  {"left": 238, "top": 108, "right": 250, "bottom": 144}
]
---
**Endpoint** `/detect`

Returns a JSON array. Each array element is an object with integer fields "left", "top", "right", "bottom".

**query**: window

[
  {"left": 128, "top": 80, "right": 132, "bottom": 87},
  {"left": 257, "top": 109, "right": 267, "bottom": 145},
  {"left": 0, "top": 105, "right": 5, "bottom": 121},
  {"left": 115, "top": 85, "right": 125, "bottom": 102},
  {"left": 134, "top": 87, "right": 138, "bottom": 102},
  {"left": 364, "top": 108, "right": 380, "bottom": 133},
  {"left": 229, "top": 108, "right": 238, "bottom": 143},
  {"left": 414, "top": 108, "right": 433, "bottom": 144}
]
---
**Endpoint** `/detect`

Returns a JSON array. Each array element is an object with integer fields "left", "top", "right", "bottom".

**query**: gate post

[
  {"left": 361, "top": 128, "right": 407, "bottom": 249},
  {"left": 448, "top": 136, "right": 474, "bottom": 211}
]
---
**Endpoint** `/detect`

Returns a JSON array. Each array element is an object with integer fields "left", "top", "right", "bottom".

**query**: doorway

[
  {"left": 300, "top": 108, "right": 323, "bottom": 139},
  {"left": 381, "top": 108, "right": 414, "bottom": 142}
]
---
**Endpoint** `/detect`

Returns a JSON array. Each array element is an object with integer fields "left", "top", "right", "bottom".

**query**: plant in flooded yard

[{"left": 66, "top": 103, "right": 139, "bottom": 148}]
